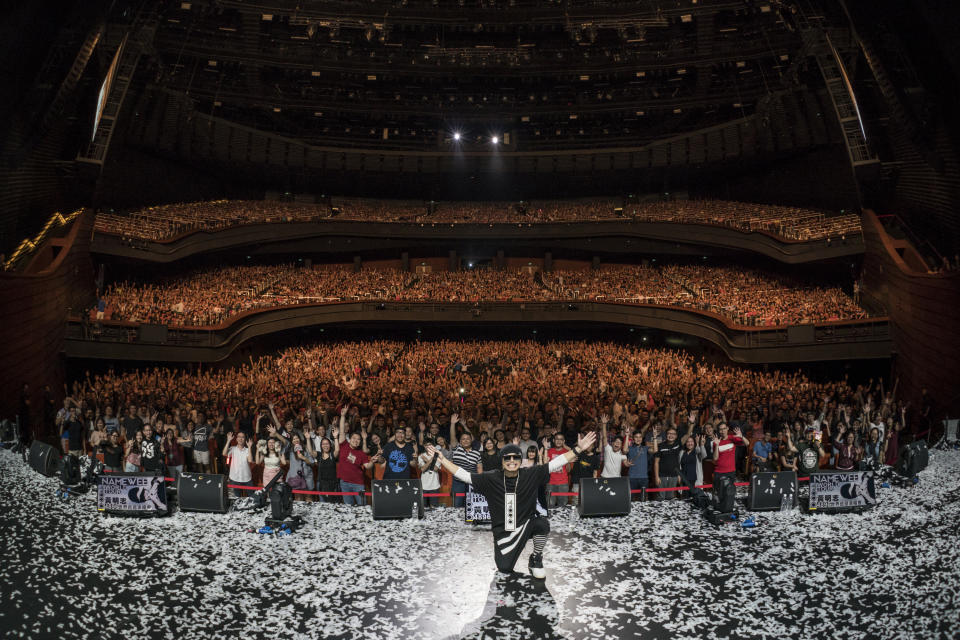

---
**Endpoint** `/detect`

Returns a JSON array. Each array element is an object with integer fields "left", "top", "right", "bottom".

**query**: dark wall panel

[
  {"left": 861, "top": 210, "right": 960, "bottom": 427},
  {"left": 0, "top": 211, "right": 95, "bottom": 436}
]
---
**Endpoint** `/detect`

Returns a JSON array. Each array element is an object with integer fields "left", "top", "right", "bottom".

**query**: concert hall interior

[{"left": 1, "top": 1, "right": 959, "bottom": 639}]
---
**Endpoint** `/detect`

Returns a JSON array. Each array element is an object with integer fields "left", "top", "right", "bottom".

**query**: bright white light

[
  {"left": 468, "top": 262, "right": 473, "bottom": 267},
  {"left": 453, "top": 132, "right": 461, "bottom": 141},
  {"left": 459, "top": 388, "right": 465, "bottom": 393},
  {"left": 491, "top": 136, "right": 499, "bottom": 144}
]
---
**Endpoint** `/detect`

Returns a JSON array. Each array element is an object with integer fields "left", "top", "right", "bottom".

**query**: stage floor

[{"left": 2, "top": 449, "right": 959, "bottom": 640}]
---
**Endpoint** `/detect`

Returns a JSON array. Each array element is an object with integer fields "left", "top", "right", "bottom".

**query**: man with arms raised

[{"left": 426, "top": 430, "right": 597, "bottom": 579}]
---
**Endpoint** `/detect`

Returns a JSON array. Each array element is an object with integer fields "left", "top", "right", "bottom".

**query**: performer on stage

[{"left": 425, "top": 430, "right": 597, "bottom": 579}]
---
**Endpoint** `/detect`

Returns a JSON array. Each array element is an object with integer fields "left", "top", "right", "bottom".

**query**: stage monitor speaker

[
  {"left": 578, "top": 477, "right": 631, "bottom": 517},
  {"left": 897, "top": 441, "right": 929, "bottom": 477},
  {"left": 371, "top": 479, "right": 423, "bottom": 520},
  {"left": 748, "top": 471, "right": 798, "bottom": 511},
  {"left": 177, "top": 473, "right": 229, "bottom": 513},
  {"left": 29, "top": 441, "right": 61, "bottom": 477}
]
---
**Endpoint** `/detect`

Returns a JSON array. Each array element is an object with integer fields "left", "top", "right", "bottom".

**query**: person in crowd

[
  {"left": 163, "top": 428, "right": 185, "bottom": 477},
  {"left": 257, "top": 437, "right": 285, "bottom": 488},
  {"left": 336, "top": 411, "right": 378, "bottom": 506},
  {"left": 121, "top": 405, "right": 143, "bottom": 443},
  {"left": 779, "top": 432, "right": 799, "bottom": 472},
  {"left": 193, "top": 418, "right": 214, "bottom": 473},
  {"left": 678, "top": 434, "right": 708, "bottom": 497},
  {"left": 286, "top": 433, "right": 316, "bottom": 498},
  {"left": 521, "top": 445, "right": 541, "bottom": 468},
  {"left": 654, "top": 427, "right": 684, "bottom": 500},
  {"left": 426, "top": 430, "right": 598, "bottom": 579},
  {"left": 449, "top": 413, "right": 482, "bottom": 507},
  {"left": 60, "top": 407, "right": 84, "bottom": 456},
  {"left": 546, "top": 433, "right": 572, "bottom": 509},
  {"left": 418, "top": 439, "right": 443, "bottom": 509},
  {"left": 796, "top": 428, "right": 827, "bottom": 476},
  {"left": 380, "top": 424, "right": 416, "bottom": 480},
  {"left": 625, "top": 423, "right": 655, "bottom": 501},
  {"left": 834, "top": 429, "right": 861, "bottom": 471},
  {"left": 752, "top": 432, "right": 775, "bottom": 472},
  {"left": 862, "top": 428, "right": 885, "bottom": 470},
  {"left": 140, "top": 425, "right": 164, "bottom": 474},
  {"left": 103, "top": 406, "right": 119, "bottom": 434},
  {"left": 89, "top": 418, "right": 108, "bottom": 451},
  {"left": 517, "top": 427, "right": 537, "bottom": 453},
  {"left": 568, "top": 436, "right": 600, "bottom": 505},
  {"left": 124, "top": 431, "right": 143, "bottom": 472},
  {"left": 314, "top": 437, "right": 339, "bottom": 502},
  {"left": 712, "top": 422, "right": 749, "bottom": 486},
  {"left": 100, "top": 432, "right": 123, "bottom": 472},
  {"left": 223, "top": 431, "right": 255, "bottom": 496},
  {"left": 600, "top": 415, "right": 626, "bottom": 479},
  {"left": 480, "top": 438, "right": 502, "bottom": 474}
]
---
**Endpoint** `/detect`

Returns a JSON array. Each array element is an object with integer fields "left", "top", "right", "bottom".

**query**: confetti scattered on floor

[{"left": 1, "top": 448, "right": 959, "bottom": 640}]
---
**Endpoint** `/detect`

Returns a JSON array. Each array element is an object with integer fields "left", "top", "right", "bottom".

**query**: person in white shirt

[
  {"left": 222, "top": 432, "right": 255, "bottom": 497},
  {"left": 600, "top": 415, "right": 626, "bottom": 478}
]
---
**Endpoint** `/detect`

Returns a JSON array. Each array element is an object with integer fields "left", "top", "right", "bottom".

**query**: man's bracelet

[{"left": 572, "top": 446, "right": 582, "bottom": 457}]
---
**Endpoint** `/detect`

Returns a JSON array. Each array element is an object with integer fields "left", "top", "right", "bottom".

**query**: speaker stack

[{"left": 578, "top": 477, "right": 631, "bottom": 517}]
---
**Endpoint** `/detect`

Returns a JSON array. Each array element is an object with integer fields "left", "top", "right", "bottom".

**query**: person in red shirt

[
  {"left": 336, "top": 426, "right": 378, "bottom": 506},
  {"left": 711, "top": 422, "right": 749, "bottom": 482},
  {"left": 546, "top": 433, "right": 571, "bottom": 509}
]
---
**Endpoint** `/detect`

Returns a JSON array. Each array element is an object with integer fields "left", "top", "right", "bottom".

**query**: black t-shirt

[
  {"left": 655, "top": 442, "right": 682, "bottom": 477},
  {"left": 121, "top": 415, "right": 143, "bottom": 441},
  {"left": 193, "top": 423, "right": 211, "bottom": 452},
  {"left": 471, "top": 465, "right": 549, "bottom": 531},
  {"left": 100, "top": 443, "right": 122, "bottom": 468},
  {"left": 140, "top": 437, "right": 163, "bottom": 471},
  {"left": 480, "top": 450, "right": 501, "bottom": 472},
  {"left": 381, "top": 441, "right": 415, "bottom": 479},
  {"left": 796, "top": 442, "right": 821, "bottom": 474},
  {"left": 66, "top": 419, "right": 85, "bottom": 450},
  {"left": 570, "top": 453, "right": 600, "bottom": 484}
]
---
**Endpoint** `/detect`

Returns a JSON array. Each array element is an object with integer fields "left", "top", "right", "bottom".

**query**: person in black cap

[{"left": 426, "top": 430, "right": 598, "bottom": 579}]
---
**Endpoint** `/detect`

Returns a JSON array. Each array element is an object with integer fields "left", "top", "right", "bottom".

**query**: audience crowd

[
  {"left": 55, "top": 340, "right": 912, "bottom": 504},
  {"left": 93, "top": 198, "right": 861, "bottom": 242},
  {"left": 92, "top": 263, "right": 867, "bottom": 327}
]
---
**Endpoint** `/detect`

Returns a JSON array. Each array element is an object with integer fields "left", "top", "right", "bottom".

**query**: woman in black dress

[{"left": 316, "top": 436, "right": 340, "bottom": 503}]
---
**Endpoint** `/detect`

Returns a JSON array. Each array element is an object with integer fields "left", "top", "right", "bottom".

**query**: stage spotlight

[
  {"left": 453, "top": 132, "right": 461, "bottom": 141},
  {"left": 491, "top": 135, "right": 499, "bottom": 144}
]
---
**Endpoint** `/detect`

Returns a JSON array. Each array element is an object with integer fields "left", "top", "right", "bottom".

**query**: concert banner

[
  {"left": 808, "top": 470, "right": 876, "bottom": 512},
  {"left": 464, "top": 486, "right": 491, "bottom": 524},
  {"left": 97, "top": 474, "right": 168, "bottom": 514}
]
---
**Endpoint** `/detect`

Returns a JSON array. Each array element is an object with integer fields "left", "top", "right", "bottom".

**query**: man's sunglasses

[{"left": 502, "top": 454, "right": 522, "bottom": 461}]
